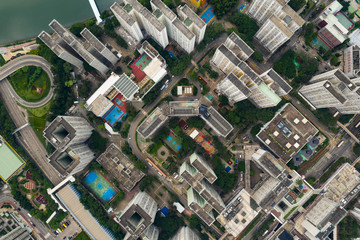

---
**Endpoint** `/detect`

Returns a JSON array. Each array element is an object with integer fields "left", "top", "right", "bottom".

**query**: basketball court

[{"left": 83, "top": 170, "right": 119, "bottom": 203}]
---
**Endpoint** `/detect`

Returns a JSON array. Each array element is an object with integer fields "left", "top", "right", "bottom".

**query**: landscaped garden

[
  {"left": 8, "top": 66, "right": 51, "bottom": 102},
  {"left": 25, "top": 101, "right": 52, "bottom": 147}
]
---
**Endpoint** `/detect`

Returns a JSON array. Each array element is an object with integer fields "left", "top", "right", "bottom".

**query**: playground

[
  {"left": 238, "top": 3, "right": 248, "bottom": 12},
  {"left": 200, "top": 6, "right": 215, "bottom": 24},
  {"left": 163, "top": 131, "right": 182, "bottom": 154},
  {"left": 83, "top": 170, "right": 119, "bottom": 203}
]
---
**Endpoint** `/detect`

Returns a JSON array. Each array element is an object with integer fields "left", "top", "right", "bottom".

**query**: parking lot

[{"left": 54, "top": 216, "right": 81, "bottom": 240}]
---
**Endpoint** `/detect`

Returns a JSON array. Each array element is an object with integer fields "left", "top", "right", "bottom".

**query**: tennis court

[
  {"left": 335, "top": 11, "right": 354, "bottom": 30},
  {"left": 163, "top": 131, "right": 182, "bottom": 153},
  {"left": 200, "top": 6, "right": 215, "bottom": 24},
  {"left": 83, "top": 170, "right": 119, "bottom": 203}
]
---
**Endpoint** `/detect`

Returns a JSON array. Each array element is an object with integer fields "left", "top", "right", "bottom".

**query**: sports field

[
  {"left": 163, "top": 131, "right": 182, "bottom": 153},
  {"left": 200, "top": 6, "right": 215, "bottom": 24},
  {"left": 83, "top": 170, "right": 118, "bottom": 203},
  {"left": 134, "top": 53, "right": 151, "bottom": 71},
  {"left": 0, "top": 136, "right": 25, "bottom": 182}
]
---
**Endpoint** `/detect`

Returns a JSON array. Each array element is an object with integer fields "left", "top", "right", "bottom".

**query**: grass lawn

[
  {"left": 8, "top": 67, "right": 50, "bottom": 102},
  {"left": 0, "top": 55, "right": 5, "bottom": 66},
  {"left": 74, "top": 231, "right": 91, "bottom": 240},
  {"left": 25, "top": 101, "right": 52, "bottom": 147}
]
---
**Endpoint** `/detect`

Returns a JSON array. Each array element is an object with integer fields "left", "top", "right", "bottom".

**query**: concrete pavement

[{"left": 0, "top": 55, "right": 54, "bottom": 108}]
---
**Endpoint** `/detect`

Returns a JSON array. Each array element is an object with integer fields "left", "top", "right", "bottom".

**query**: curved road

[{"left": 0, "top": 55, "right": 54, "bottom": 108}]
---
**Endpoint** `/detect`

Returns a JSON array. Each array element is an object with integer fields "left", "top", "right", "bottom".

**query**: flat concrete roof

[
  {"left": 173, "top": 18, "right": 195, "bottom": 40},
  {"left": 257, "top": 103, "right": 318, "bottom": 162},
  {"left": 228, "top": 32, "right": 254, "bottom": 57},
  {"left": 0, "top": 137, "right": 25, "bottom": 182},
  {"left": 96, "top": 144, "right": 145, "bottom": 192},
  {"left": 111, "top": 2, "right": 136, "bottom": 26},
  {"left": 178, "top": 5, "right": 205, "bottom": 29},
  {"left": 151, "top": 0, "right": 176, "bottom": 21},
  {"left": 55, "top": 184, "right": 115, "bottom": 240}
]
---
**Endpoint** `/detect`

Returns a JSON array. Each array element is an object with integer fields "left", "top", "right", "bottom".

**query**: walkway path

[{"left": 0, "top": 55, "right": 54, "bottom": 108}]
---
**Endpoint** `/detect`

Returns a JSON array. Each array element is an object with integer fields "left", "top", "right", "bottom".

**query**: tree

[
  {"left": 169, "top": 117, "right": 180, "bottom": 129},
  {"left": 353, "top": 144, "right": 360, "bottom": 156},
  {"left": 88, "top": 131, "right": 108, "bottom": 153},
  {"left": 65, "top": 80, "right": 76, "bottom": 87},
  {"left": 187, "top": 117, "right": 206, "bottom": 129},
  {"left": 330, "top": 55, "right": 339, "bottom": 66},
  {"left": 134, "top": 159, "right": 147, "bottom": 172},
  {"left": 70, "top": 22, "right": 85, "bottom": 37},
  {"left": 273, "top": 50, "right": 297, "bottom": 79},
  {"left": 189, "top": 215, "right": 202, "bottom": 231},
  {"left": 112, "top": 122, "right": 122, "bottom": 132},
  {"left": 122, "top": 141, "right": 132, "bottom": 155},
  {"left": 252, "top": 51, "right": 263, "bottom": 62},
  {"left": 170, "top": 54, "right": 191, "bottom": 76},
  {"left": 228, "top": 13, "right": 259, "bottom": 40},
  {"left": 250, "top": 123, "right": 262, "bottom": 137},
  {"left": 219, "top": 95, "right": 229, "bottom": 106},
  {"left": 288, "top": 0, "right": 306, "bottom": 11},
  {"left": 154, "top": 211, "right": 185, "bottom": 240},
  {"left": 203, "top": 23, "right": 225, "bottom": 44},
  {"left": 78, "top": 81, "right": 92, "bottom": 98},
  {"left": 63, "top": 62, "right": 73, "bottom": 73},
  {"left": 208, "top": 0, "right": 238, "bottom": 19},
  {"left": 116, "top": 36, "right": 128, "bottom": 49}
]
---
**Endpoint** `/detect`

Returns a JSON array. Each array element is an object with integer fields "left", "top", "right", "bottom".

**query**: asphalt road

[
  {"left": 0, "top": 55, "right": 54, "bottom": 108},
  {"left": 306, "top": 134, "right": 356, "bottom": 180},
  {"left": 0, "top": 188, "right": 54, "bottom": 240},
  {"left": 0, "top": 80, "right": 63, "bottom": 186}
]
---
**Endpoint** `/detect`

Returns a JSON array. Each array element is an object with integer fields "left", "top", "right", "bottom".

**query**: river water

[{"left": 0, "top": 0, "right": 122, "bottom": 45}]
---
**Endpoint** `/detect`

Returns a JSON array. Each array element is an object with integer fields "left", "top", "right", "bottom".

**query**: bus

[
  {"left": 146, "top": 158, "right": 167, "bottom": 178},
  {"left": 337, "top": 140, "right": 344, "bottom": 148}
]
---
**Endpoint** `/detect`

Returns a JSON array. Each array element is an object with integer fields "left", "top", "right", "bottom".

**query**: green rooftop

[
  {"left": 0, "top": 136, "right": 25, "bottom": 181},
  {"left": 258, "top": 82, "right": 281, "bottom": 105},
  {"left": 153, "top": 9, "right": 163, "bottom": 18},
  {"left": 124, "top": 4, "right": 133, "bottom": 13},
  {"left": 184, "top": 17, "right": 193, "bottom": 27}
]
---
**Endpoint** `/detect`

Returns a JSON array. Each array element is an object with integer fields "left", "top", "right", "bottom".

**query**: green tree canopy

[
  {"left": 208, "top": 0, "right": 238, "bottom": 19},
  {"left": 289, "top": 0, "right": 306, "bottom": 11}
]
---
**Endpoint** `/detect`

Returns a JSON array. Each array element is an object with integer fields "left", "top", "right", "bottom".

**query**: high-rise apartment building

[
  {"left": 115, "top": 191, "right": 158, "bottom": 240},
  {"left": 248, "top": 0, "right": 304, "bottom": 54},
  {"left": 299, "top": 69, "right": 360, "bottom": 114},
  {"left": 111, "top": 2, "right": 144, "bottom": 42},
  {"left": 343, "top": 45, "right": 360, "bottom": 78},
  {"left": 171, "top": 226, "right": 200, "bottom": 240},
  {"left": 122, "top": 0, "right": 169, "bottom": 48},
  {"left": 151, "top": 0, "right": 196, "bottom": 53},
  {"left": 80, "top": 28, "right": 119, "bottom": 65},
  {"left": 38, "top": 31, "right": 83, "bottom": 68},
  {"left": 177, "top": 5, "right": 206, "bottom": 44},
  {"left": 213, "top": 33, "right": 291, "bottom": 108},
  {"left": 254, "top": 5, "right": 304, "bottom": 54},
  {"left": 43, "top": 116, "right": 94, "bottom": 176},
  {"left": 47, "top": 20, "right": 110, "bottom": 75},
  {"left": 180, "top": 153, "right": 225, "bottom": 225}
]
